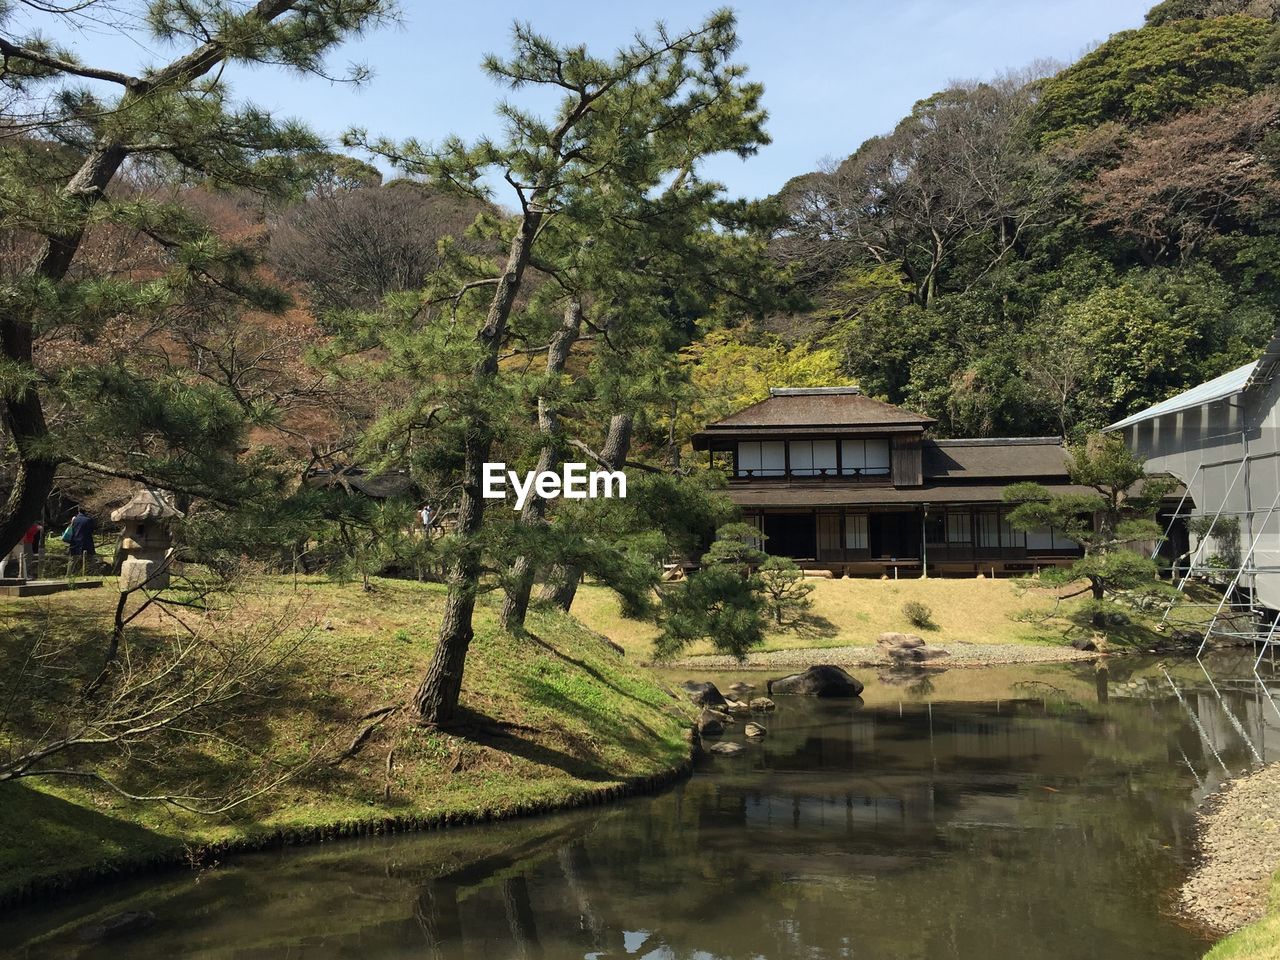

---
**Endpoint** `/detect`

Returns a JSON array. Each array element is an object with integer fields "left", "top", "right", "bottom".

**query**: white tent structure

[{"left": 1105, "top": 334, "right": 1280, "bottom": 655}]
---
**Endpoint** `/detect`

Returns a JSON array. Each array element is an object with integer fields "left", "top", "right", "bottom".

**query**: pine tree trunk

[
  {"left": 540, "top": 413, "right": 633, "bottom": 613},
  {"left": 414, "top": 213, "right": 541, "bottom": 725},
  {"left": 1090, "top": 577, "right": 1107, "bottom": 629},
  {"left": 0, "top": 144, "right": 127, "bottom": 556},
  {"left": 500, "top": 299, "right": 583, "bottom": 632}
]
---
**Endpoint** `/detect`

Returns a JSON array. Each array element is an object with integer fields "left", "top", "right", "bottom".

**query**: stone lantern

[{"left": 110, "top": 488, "right": 182, "bottom": 592}]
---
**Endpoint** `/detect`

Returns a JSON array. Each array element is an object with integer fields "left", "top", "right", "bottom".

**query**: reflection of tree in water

[
  {"left": 10, "top": 673, "right": 1253, "bottom": 960},
  {"left": 907, "top": 673, "right": 936, "bottom": 696}
]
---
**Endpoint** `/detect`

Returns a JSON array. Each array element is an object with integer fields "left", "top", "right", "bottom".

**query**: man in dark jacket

[{"left": 67, "top": 506, "right": 96, "bottom": 571}]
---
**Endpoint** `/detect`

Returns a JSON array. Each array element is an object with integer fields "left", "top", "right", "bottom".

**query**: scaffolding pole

[
  {"left": 1197, "top": 486, "right": 1280, "bottom": 658},
  {"left": 1164, "top": 456, "right": 1248, "bottom": 624}
]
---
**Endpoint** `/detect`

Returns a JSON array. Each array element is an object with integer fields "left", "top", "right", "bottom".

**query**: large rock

[
  {"left": 698, "top": 709, "right": 725, "bottom": 737},
  {"left": 767, "top": 664, "right": 865, "bottom": 697},
  {"left": 877, "top": 632, "right": 925, "bottom": 648},
  {"left": 681, "top": 680, "right": 726, "bottom": 708}
]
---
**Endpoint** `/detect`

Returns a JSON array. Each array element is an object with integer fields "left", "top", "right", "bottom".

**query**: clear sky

[{"left": 46, "top": 0, "right": 1155, "bottom": 199}]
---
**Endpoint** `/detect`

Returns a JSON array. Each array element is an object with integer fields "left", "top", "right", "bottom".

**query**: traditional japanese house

[{"left": 692, "top": 386, "right": 1087, "bottom": 577}]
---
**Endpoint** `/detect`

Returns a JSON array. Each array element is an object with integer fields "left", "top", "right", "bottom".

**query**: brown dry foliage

[{"left": 1083, "top": 91, "right": 1280, "bottom": 261}]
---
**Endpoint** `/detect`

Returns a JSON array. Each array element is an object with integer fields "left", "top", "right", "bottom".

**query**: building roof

[
  {"left": 1103, "top": 362, "right": 1255, "bottom": 433},
  {"left": 724, "top": 482, "right": 1097, "bottom": 509},
  {"left": 692, "top": 386, "right": 934, "bottom": 449},
  {"left": 923, "top": 438, "right": 1070, "bottom": 481}
]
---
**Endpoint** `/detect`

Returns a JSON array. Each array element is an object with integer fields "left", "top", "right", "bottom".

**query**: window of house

[
  {"left": 789, "top": 440, "right": 838, "bottom": 477},
  {"left": 841, "top": 438, "right": 891, "bottom": 476},
  {"left": 976, "top": 510, "right": 1000, "bottom": 548},
  {"left": 924, "top": 514, "right": 945, "bottom": 544},
  {"left": 946, "top": 511, "right": 972, "bottom": 544},
  {"left": 844, "top": 512, "right": 868, "bottom": 550},
  {"left": 737, "top": 441, "right": 786, "bottom": 477},
  {"left": 1001, "top": 514, "right": 1024, "bottom": 548},
  {"left": 817, "top": 513, "right": 841, "bottom": 556},
  {"left": 1053, "top": 528, "right": 1079, "bottom": 549},
  {"left": 1025, "top": 525, "right": 1055, "bottom": 550}
]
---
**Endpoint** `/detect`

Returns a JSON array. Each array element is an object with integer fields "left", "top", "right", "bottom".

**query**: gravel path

[
  {"left": 1182, "top": 763, "right": 1280, "bottom": 934},
  {"left": 665, "top": 641, "right": 1098, "bottom": 671}
]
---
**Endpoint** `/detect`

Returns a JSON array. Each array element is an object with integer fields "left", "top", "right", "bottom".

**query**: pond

[{"left": 6, "top": 655, "right": 1280, "bottom": 959}]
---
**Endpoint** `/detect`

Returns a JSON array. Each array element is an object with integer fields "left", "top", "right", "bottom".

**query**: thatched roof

[{"left": 110, "top": 488, "right": 183, "bottom": 522}]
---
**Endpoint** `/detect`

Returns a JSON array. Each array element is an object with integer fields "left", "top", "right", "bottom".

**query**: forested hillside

[{"left": 767, "top": 0, "right": 1280, "bottom": 439}]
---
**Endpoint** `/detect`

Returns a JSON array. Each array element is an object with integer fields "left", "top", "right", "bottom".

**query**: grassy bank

[
  {"left": 573, "top": 576, "right": 1163, "bottom": 660},
  {"left": 1205, "top": 875, "right": 1280, "bottom": 959},
  {"left": 0, "top": 578, "right": 691, "bottom": 904}
]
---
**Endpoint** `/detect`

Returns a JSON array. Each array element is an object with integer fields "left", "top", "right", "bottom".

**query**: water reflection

[{"left": 8, "top": 656, "right": 1280, "bottom": 959}]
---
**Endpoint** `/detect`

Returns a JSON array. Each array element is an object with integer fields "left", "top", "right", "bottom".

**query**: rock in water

[
  {"left": 748, "top": 697, "right": 776, "bottom": 711},
  {"left": 767, "top": 665, "right": 865, "bottom": 697},
  {"left": 728, "top": 681, "right": 756, "bottom": 694},
  {"left": 723, "top": 698, "right": 751, "bottom": 714},
  {"left": 698, "top": 709, "right": 725, "bottom": 736},
  {"left": 681, "top": 680, "right": 727, "bottom": 708},
  {"left": 744, "top": 722, "right": 767, "bottom": 739},
  {"left": 708, "top": 741, "right": 745, "bottom": 756}
]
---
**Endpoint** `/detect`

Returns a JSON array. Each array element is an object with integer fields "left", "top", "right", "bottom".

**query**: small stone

[
  {"left": 748, "top": 697, "right": 776, "bottom": 712},
  {"left": 708, "top": 741, "right": 745, "bottom": 756},
  {"left": 744, "top": 722, "right": 766, "bottom": 738}
]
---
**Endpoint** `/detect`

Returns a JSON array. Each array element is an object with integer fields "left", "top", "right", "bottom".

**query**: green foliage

[
  {"left": 0, "top": 1, "right": 390, "bottom": 557},
  {"left": 654, "top": 565, "right": 764, "bottom": 662},
  {"left": 757, "top": 556, "right": 814, "bottom": 626},
  {"left": 1190, "top": 513, "right": 1243, "bottom": 568},
  {"left": 902, "top": 600, "right": 934, "bottom": 628},
  {"left": 1036, "top": 17, "right": 1275, "bottom": 142},
  {"left": 702, "top": 522, "right": 768, "bottom": 570},
  {"left": 675, "top": 330, "right": 840, "bottom": 449},
  {"left": 1004, "top": 435, "right": 1174, "bottom": 626}
]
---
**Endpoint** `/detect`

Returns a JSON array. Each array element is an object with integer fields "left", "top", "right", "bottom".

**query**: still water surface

[{"left": 7, "top": 656, "right": 1280, "bottom": 959}]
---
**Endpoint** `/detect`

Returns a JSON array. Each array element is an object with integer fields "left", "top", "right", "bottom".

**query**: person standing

[
  {"left": 1, "top": 522, "right": 40, "bottom": 579},
  {"left": 420, "top": 504, "right": 434, "bottom": 535},
  {"left": 67, "top": 506, "right": 96, "bottom": 573}
]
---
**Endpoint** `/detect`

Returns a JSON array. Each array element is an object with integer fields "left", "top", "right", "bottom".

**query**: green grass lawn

[
  {"left": 1205, "top": 874, "right": 1280, "bottom": 959},
  {"left": 0, "top": 577, "right": 691, "bottom": 902},
  {"left": 572, "top": 575, "right": 1103, "bottom": 660}
]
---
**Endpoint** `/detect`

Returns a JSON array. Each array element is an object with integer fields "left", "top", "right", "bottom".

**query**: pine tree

[
  {"left": 346, "top": 11, "right": 770, "bottom": 724},
  {"left": 0, "top": 0, "right": 392, "bottom": 557}
]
